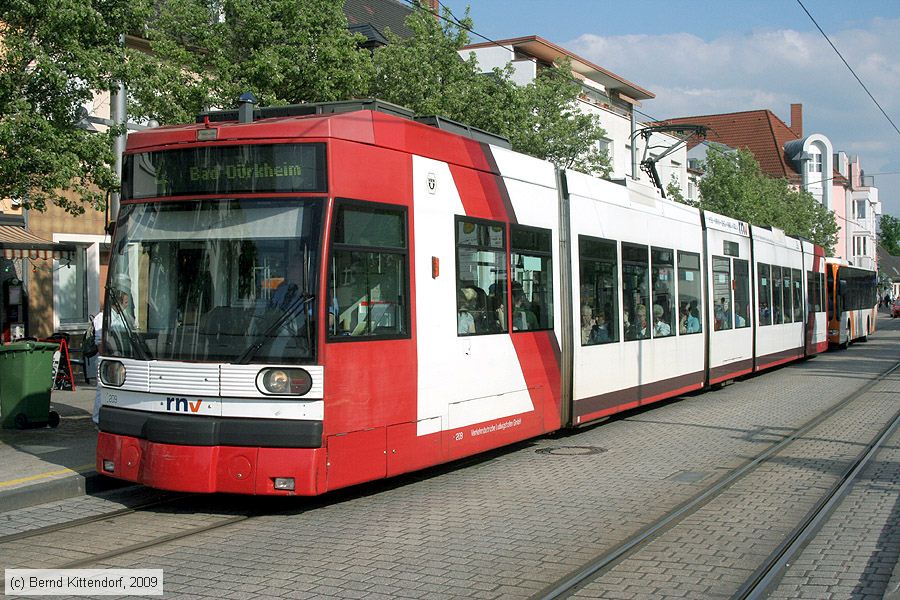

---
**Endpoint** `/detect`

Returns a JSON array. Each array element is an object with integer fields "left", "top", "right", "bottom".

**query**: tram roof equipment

[{"left": 196, "top": 97, "right": 511, "bottom": 149}]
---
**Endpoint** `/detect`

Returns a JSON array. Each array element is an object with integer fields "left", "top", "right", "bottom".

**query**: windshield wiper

[
  {"left": 106, "top": 286, "right": 150, "bottom": 361},
  {"left": 235, "top": 294, "right": 315, "bottom": 364}
]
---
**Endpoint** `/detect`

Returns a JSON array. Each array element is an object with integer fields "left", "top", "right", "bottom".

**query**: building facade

[
  {"left": 461, "top": 36, "right": 688, "bottom": 196},
  {"left": 666, "top": 104, "right": 879, "bottom": 267}
]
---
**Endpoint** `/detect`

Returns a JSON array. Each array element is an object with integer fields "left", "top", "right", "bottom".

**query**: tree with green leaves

[
  {"left": 5, "top": 0, "right": 611, "bottom": 215},
  {"left": 369, "top": 3, "right": 610, "bottom": 175},
  {"left": 125, "top": 0, "right": 371, "bottom": 124},
  {"left": 692, "top": 148, "right": 839, "bottom": 253},
  {"left": 878, "top": 214, "right": 900, "bottom": 256},
  {"left": 0, "top": 0, "right": 146, "bottom": 214}
]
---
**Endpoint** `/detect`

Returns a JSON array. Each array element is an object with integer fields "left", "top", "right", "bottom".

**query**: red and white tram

[{"left": 96, "top": 100, "right": 839, "bottom": 495}]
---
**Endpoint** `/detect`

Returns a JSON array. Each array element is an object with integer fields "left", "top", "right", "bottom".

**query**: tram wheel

[
  {"left": 14, "top": 413, "right": 28, "bottom": 429},
  {"left": 48, "top": 411, "right": 60, "bottom": 428}
]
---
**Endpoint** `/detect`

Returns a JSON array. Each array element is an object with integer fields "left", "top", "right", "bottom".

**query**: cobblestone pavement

[
  {"left": 0, "top": 317, "right": 897, "bottom": 599},
  {"left": 769, "top": 385, "right": 900, "bottom": 600},
  {"left": 570, "top": 363, "right": 900, "bottom": 599}
]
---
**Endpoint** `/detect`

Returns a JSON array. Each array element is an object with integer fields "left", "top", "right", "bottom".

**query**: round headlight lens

[
  {"left": 264, "top": 369, "right": 290, "bottom": 394},
  {"left": 258, "top": 368, "right": 313, "bottom": 396},
  {"left": 99, "top": 360, "right": 126, "bottom": 387}
]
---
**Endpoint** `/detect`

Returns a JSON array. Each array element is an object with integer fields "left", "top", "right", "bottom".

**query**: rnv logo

[{"left": 166, "top": 397, "right": 203, "bottom": 413}]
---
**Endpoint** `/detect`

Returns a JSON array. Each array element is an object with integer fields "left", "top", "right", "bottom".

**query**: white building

[
  {"left": 834, "top": 152, "right": 880, "bottom": 270},
  {"left": 460, "top": 36, "right": 688, "bottom": 197}
]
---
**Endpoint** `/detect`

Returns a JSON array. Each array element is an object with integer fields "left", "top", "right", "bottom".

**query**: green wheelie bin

[{"left": 0, "top": 341, "right": 60, "bottom": 429}]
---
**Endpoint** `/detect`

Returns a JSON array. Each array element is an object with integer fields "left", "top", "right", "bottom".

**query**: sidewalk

[{"left": 0, "top": 385, "right": 126, "bottom": 513}]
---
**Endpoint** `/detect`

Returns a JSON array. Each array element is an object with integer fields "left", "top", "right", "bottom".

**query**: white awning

[{"left": 0, "top": 225, "right": 76, "bottom": 260}]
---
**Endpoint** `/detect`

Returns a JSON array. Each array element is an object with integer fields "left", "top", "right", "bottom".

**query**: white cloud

[{"left": 565, "top": 18, "right": 900, "bottom": 214}]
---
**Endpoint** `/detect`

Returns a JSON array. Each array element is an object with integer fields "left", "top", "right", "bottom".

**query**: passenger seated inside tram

[
  {"left": 457, "top": 287, "right": 476, "bottom": 335},
  {"left": 734, "top": 302, "right": 747, "bottom": 327},
  {"left": 653, "top": 304, "right": 671, "bottom": 337},
  {"left": 580, "top": 304, "right": 594, "bottom": 345},
  {"left": 591, "top": 310, "right": 611, "bottom": 343},
  {"left": 512, "top": 288, "right": 537, "bottom": 331},
  {"left": 487, "top": 283, "right": 506, "bottom": 332},
  {"left": 759, "top": 301, "right": 770, "bottom": 322},
  {"left": 714, "top": 298, "right": 730, "bottom": 330},
  {"left": 687, "top": 306, "right": 701, "bottom": 333},
  {"left": 581, "top": 305, "right": 611, "bottom": 345},
  {"left": 627, "top": 305, "right": 649, "bottom": 340}
]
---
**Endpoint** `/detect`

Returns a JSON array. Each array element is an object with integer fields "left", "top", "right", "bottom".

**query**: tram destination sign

[{"left": 124, "top": 143, "right": 326, "bottom": 199}]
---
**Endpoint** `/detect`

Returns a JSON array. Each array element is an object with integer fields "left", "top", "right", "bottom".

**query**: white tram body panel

[
  {"left": 411, "top": 149, "right": 560, "bottom": 436},
  {"left": 751, "top": 226, "right": 805, "bottom": 368},
  {"left": 565, "top": 171, "right": 705, "bottom": 423},
  {"left": 702, "top": 211, "right": 753, "bottom": 383}
]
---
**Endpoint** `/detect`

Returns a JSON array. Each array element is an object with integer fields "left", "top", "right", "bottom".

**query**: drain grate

[{"left": 535, "top": 446, "right": 607, "bottom": 456}]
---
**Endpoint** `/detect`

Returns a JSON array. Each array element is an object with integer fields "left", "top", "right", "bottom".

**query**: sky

[{"left": 439, "top": 0, "right": 900, "bottom": 217}]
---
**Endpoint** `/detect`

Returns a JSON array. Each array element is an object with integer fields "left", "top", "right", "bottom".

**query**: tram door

[{"left": 702, "top": 213, "right": 753, "bottom": 384}]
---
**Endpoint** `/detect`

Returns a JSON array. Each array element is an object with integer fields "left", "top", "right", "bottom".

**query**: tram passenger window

[
  {"left": 733, "top": 259, "right": 750, "bottom": 328},
  {"left": 677, "top": 251, "right": 702, "bottom": 335},
  {"left": 772, "top": 266, "right": 783, "bottom": 323},
  {"left": 579, "top": 236, "right": 619, "bottom": 345},
  {"left": 511, "top": 226, "right": 553, "bottom": 331},
  {"left": 758, "top": 263, "right": 772, "bottom": 326},
  {"left": 807, "top": 270, "right": 818, "bottom": 313},
  {"left": 622, "top": 243, "right": 650, "bottom": 341},
  {"left": 826, "top": 269, "right": 835, "bottom": 317},
  {"left": 329, "top": 203, "right": 408, "bottom": 339},
  {"left": 782, "top": 268, "right": 792, "bottom": 324},
  {"left": 819, "top": 272, "right": 826, "bottom": 312},
  {"left": 651, "top": 247, "right": 675, "bottom": 338},
  {"left": 712, "top": 256, "right": 732, "bottom": 331},
  {"left": 792, "top": 269, "right": 803, "bottom": 321},
  {"left": 456, "top": 218, "right": 507, "bottom": 336}
]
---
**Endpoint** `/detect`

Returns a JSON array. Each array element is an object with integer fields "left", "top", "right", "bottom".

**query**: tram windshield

[{"left": 105, "top": 198, "right": 324, "bottom": 364}]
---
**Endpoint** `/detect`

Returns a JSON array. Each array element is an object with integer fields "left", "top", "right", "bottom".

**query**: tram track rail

[
  {"left": 0, "top": 492, "right": 264, "bottom": 570},
  {"left": 535, "top": 358, "right": 900, "bottom": 600},
  {"left": 737, "top": 408, "right": 900, "bottom": 599},
  {"left": 57, "top": 513, "right": 253, "bottom": 569},
  {"left": 0, "top": 492, "right": 190, "bottom": 545}
]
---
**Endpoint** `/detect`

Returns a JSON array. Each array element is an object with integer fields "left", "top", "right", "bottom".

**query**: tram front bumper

[{"left": 96, "top": 405, "right": 326, "bottom": 496}]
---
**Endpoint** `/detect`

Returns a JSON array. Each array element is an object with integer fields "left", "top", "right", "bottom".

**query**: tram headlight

[
  {"left": 99, "top": 360, "right": 126, "bottom": 387},
  {"left": 258, "top": 368, "right": 313, "bottom": 396}
]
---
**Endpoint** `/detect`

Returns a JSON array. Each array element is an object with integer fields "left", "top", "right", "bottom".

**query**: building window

[
  {"left": 511, "top": 226, "right": 553, "bottom": 331},
  {"left": 329, "top": 202, "right": 408, "bottom": 339},
  {"left": 597, "top": 138, "right": 612, "bottom": 164},
  {"left": 55, "top": 247, "right": 88, "bottom": 325},
  {"left": 810, "top": 152, "right": 823, "bottom": 173},
  {"left": 856, "top": 200, "right": 866, "bottom": 219},
  {"left": 456, "top": 217, "right": 507, "bottom": 336},
  {"left": 579, "top": 236, "right": 618, "bottom": 345}
]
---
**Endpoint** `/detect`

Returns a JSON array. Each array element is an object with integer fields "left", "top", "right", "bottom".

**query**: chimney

[{"left": 790, "top": 103, "right": 803, "bottom": 137}]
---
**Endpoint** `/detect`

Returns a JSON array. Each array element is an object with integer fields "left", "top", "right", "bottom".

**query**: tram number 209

[{"left": 454, "top": 432, "right": 464, "bottom": 441}]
